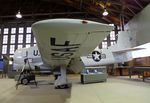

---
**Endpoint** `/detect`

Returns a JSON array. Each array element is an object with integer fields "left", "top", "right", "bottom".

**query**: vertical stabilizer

[{"left": 114, "top": 31, "right": 137, "bottom": 50}]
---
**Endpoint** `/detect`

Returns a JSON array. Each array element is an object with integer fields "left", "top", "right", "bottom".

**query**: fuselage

[{"left": 13, "top": 46, "right": 44, "bottom": 70}]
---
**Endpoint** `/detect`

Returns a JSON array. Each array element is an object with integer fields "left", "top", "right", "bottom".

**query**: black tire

[
  {"left": 60, "top": 85, "right": 66, "bottom": 89},
  {"left": 21, "top": 78, "right": 29, "bottom": 85},
  {"left": 56, "top": 84, "right": 69, "bottom": 89}
]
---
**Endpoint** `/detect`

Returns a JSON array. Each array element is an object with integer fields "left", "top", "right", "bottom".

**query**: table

[{"left": 129, "top": 66, "right": 150, "bottom": 81}]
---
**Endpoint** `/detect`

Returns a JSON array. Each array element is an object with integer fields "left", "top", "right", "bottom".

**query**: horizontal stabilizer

[{"left": 112, "top": 47, "right": 145, "bottom": 54}]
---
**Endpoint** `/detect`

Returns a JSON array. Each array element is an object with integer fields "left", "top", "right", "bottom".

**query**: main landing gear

[{"left": 54, "top": 66, "right": 70, "bottom": 89}]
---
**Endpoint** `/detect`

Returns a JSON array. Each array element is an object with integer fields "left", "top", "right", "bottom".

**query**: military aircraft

[
  {"left": 14, "top": 30, "right": 146, "bottom": 72},
  {"left": 81, "top": 31, "right": 145, "bottom": 66},
  {"left": 13, "top": 18, "right": 113, "bottom": 88}
]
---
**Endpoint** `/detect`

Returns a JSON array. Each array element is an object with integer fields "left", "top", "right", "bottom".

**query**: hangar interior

[
  {"left": 0, "top": 0, "right": 150, "bottom": 103},
  {"left": 0, "top": 0, "right": 149, "bottom": 57}
]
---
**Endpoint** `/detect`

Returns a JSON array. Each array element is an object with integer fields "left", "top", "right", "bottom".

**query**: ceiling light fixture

[
  {"left": 103, "top": 9, "right": 108, "bottom": 16},
  {"left": 16, "top": 11, "right": 22, "bottom": 18}
]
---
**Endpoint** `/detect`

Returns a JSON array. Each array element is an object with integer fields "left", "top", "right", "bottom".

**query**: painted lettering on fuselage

[
  {"left": 50, "top": 37, "right": 80, "bottom": 60},
  {"left": 25, "top": 50, "right": 40, "bottom": 57},
  {"left": 101, "top": 53, "right": 106, "bottom": 59},
  {"left": 33, "top": 50, "right": 40, "bottom": 56}
]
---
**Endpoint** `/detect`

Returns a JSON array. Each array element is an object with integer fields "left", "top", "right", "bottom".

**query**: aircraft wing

[
  {"left": 112, "top": 47, "right": 145, "bottom": 63},
  {"left": 32, "top": 19, "right": 113, "bottom": 68},
  {"left": 112, "top": 47, "right": 145, "bottom": 54}
]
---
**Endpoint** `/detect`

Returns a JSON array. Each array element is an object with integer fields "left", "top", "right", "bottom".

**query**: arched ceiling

[{"left": 0, "top": 0, "right": 149, "bottom": 25}]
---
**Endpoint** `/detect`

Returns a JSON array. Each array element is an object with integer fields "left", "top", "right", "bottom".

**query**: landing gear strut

[{"left": 54, "top": 66, "right": 69, "bottom": 89}]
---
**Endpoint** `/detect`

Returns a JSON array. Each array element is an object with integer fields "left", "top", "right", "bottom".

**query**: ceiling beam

[
  {"left": 126, "top": 3, "right": 141, "bottom": 10},
  {"left": 98, "top": 0, "right": 122, "bottom": 6},
  {"left": 102, "top": 15, "right": 121, "bottom": 25},
  {"left": 126, "top": 6, "right": 136, "bottom": 15},
  {"left": 134, "top": 0, "right": 144, "bottom": 9},
  {"left": 0, "top": 12, "right": 87, "bottom": 18}
]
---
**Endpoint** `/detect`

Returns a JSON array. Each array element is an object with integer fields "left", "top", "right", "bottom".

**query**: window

[
  {"left": 26, "top": 27, "right": 31, "bottom": 33},
  {"left": 18, "top": 35, "right": 23, "bottom": 43},
  {"left": 102, "top": 42, "right": 107, "bottom": 48},
  {"left": 34, "top": 37, "right": 36, "bottom": 43},
  {"left": 25, "top": 44, "right": 30, "bottom": 48},
  {"left": 11, "top": 28, "right": 16, "bottom": 34},
  {"left": 110, "top": 31, "right": 115, "bottom": 40},
  {"left": 19, "top": 27, "right": 24, "bottom": 33},
  {"left": 10, "top": 35, "right": 16, "bottom": 44},
  {"left": 104, "top": 37, "right": 107, "bottom": 40},
  {"left": 2, "top": 45, "right": 7, "bottom": 54},
  {"left": 26, "top": 34, "right": 31, "bottom": 43},
  {"left": 109, "top": 24, "right": 114, "bottom": 26},
  {"left": 9, "top": 55, "right": 14, "bottom": 58},
  {"left": 17, "top": 45, "right": 23, "bottom": 49},
  {"left": 34, "top": 44, "right": 37, "bottom": 46},
  {"left": 4, "top": 28, "right": 9, "bottom": 34},
  {"left": 117, "top": 26, "right": 121, "bottom": 30},
  {"left": 9, "top": 55, "right": 14, "bottom": 64},
  {"left": 9, "top": 45, "right": 15, "bottom": 54},
  {"left": 1, "top": 25, "right": 35, "bottom": 58},
  {"left": 111, "top": 41, "right": 116, "bottom": 46},
  {"left": 3, "top": 35, "right": 8, "bottom": 44}
]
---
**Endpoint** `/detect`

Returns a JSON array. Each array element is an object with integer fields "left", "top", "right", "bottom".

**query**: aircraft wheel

[
  {"left": 60, "top": 85, "right": 66, "bottom": 88},
  {"left": 21, "top": 78, "right": 29, "bottom": 85},
  {"left": 55, "top": 84, "right": 69, "bottom": 89}
]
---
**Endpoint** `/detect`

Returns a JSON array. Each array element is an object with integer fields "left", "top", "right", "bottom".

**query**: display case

[{"left": 81, "top": 66, "right": 107, "bottom": 84}]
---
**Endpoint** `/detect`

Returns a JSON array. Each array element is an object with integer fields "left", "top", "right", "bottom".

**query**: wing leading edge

[{"left": 32, "top": 19, "right": 113, "bottom": 68}]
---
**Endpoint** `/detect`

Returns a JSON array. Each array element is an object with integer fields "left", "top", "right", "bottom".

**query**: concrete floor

[
  {"left": 0, "top": 75, "right": 71, "bottom": 103},
  {"left": 70, "top": 76, "right": 150, "bottom": 103},
  {"left": 0, "top": 75, "right": 150, "bottom": 103}
]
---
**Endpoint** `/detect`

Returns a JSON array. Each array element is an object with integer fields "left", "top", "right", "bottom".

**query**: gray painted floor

[{"left": 0, "top": 75, "right": 150, "bottom": 103}]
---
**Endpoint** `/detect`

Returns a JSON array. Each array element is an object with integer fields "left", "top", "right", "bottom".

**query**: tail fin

[{"left": 115, "top": 31, "right": 137, "bottom": 50}]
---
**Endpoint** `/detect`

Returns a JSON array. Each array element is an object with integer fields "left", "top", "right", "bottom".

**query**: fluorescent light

[
  {"left": 103, "top": 9, "right": 108, "bottom": 16},
  {"left": 16, "top": 11, "right": 22, "bottom": 18}
]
